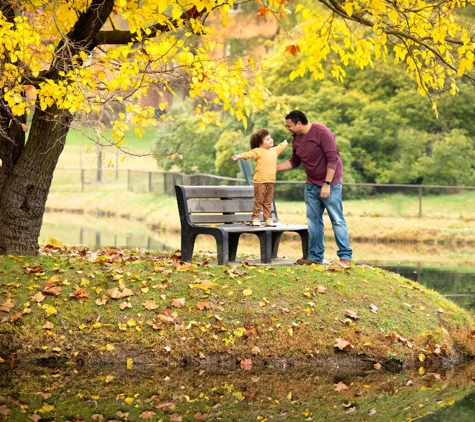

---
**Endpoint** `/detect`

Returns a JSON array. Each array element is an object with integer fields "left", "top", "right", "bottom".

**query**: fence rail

[{"left": 53, "top": 167, "right": 475, "bottom": 217}]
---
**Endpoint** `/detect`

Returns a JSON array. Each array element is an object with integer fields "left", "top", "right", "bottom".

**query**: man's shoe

[
  {"left": 251, "top": 218, "right": 261, "bottom": 226},
  {"left": 265, "top": 218, "right": 278, "bottom": 227},
  {"left": 335, "top": 259, "right": 351, "bottom": 268},
  {"left": 295, "top": 258, "right": 320, "bottom": 265}
]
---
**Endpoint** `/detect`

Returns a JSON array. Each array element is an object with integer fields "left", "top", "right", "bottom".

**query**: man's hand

[{"left": 320, "top": 184, "right": 331, "bottom": 198}]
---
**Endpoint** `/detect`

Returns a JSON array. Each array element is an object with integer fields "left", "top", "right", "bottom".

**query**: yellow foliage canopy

[{"left": 0, "top": 0, "right": 473, "bottom": 136}]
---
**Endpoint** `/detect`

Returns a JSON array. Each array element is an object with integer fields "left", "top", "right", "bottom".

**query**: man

[{"left": 277, "top": 110, "right": 352, "bottom": 267}]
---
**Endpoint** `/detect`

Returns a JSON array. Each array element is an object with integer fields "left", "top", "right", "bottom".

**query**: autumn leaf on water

[
  {"left": 171, "top": 298, "right": 185, "bottom": 308},
  {"left": 126, "top": 357, "right": 133, "bottom": 370},
  {"left": 334, "top": 381, "right": 350, "bottom": 391},
  {"left": 285, "top": 44, "right": 300, "bottom": 56},
  {"left": 334, "top": 338, "right": 353, "bottom": 350},
  {"left": 240, "top": 358, "right": 253, "bottom": 370}
]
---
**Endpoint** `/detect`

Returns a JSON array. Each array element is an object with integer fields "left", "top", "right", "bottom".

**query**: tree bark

[
  {"left": 0, "top": 0, "right": 113, "bottom": 255},
  {"left": 0, "top": 107, "right": 72, "bottom": 255}
]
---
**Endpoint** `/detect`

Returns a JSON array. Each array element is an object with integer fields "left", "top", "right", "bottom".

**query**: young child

[{"left": 232, "top": 128, "right": 288, "bottom": 226}]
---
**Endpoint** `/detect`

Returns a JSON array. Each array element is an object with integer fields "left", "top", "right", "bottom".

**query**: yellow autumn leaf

[
  {"left": 126, "top": 358, "right": 133, "bottom": 370},
  {"left": 243, "top": 288, "right": 252, "bottom": 297}
]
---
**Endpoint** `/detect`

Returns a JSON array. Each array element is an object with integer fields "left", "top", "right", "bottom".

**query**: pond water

[{"left": 3, "top": 215, "right": 474, "bottom": 420}]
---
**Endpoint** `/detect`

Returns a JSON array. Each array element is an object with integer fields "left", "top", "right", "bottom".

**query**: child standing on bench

[{"left": 232, "top": 129, "right": 288, "bottom": 226}]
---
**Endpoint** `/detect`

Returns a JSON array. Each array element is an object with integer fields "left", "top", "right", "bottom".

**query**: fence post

[
  {"left": 81, "top": 169, "right": 85, "bottom": 192},
  {"left": 418, "top": 185, "right": 423, "bottom": 218},
  {"left": 127, "top": 169, "right": 131, "bottom": 191},
  {"left": 148, "top": 171, "right": 152, "bottom": 193}
]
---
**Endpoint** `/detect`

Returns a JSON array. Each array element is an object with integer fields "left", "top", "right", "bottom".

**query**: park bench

[{"left": 175, "top": 185, "right": 309, "bottom": 265}]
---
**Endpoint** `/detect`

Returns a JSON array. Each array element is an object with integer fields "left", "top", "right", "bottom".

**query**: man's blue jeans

[{"left": 304, "top": 183, "right": 353, "bottom": 263}]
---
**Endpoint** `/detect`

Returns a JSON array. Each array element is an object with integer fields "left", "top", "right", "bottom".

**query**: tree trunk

[{"left": 0, "top": 106, "right": 72, "bottom": 255}]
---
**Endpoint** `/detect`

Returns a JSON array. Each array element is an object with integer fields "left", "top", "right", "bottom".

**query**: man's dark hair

[
  {"left": 285, "top": 110, "right": 308, "bottom": 125},
  {"left": 249, "top": 128, "right": 270, "bottom": 149}
]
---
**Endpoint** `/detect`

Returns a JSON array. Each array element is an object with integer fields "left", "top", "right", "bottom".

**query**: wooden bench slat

[
  {"left": 187, "top": 199, "right": 255, "bottom": 213},
  {"left": 190, "top": 215, "right": 252, "bottom": 224},
  {"left": 182, "top": 186, "right": 255, "bottom": 198}
]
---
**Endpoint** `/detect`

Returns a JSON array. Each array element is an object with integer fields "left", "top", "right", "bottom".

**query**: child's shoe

[
  {"left": 251, "top": 218, "right": 261, "bottom": 226},
  {"left": 265, "top": 218, "right": 277, "bottom": 227}
]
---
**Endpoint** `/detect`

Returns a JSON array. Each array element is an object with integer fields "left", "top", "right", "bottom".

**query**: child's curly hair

[{"left": 249, "top": 128, "right": 270, "bottom": 149}]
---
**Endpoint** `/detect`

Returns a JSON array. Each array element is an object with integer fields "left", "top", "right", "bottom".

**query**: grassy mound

[{"left": 1, "top": 247, "right": 474, "bottom": 369}]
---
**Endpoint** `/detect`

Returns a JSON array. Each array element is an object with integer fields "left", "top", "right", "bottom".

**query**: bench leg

[
  {"left": 214, "top": 231, "right": 230, "bottom": 265},
  {"left": 271, "top": 232, "right": 283, "bottom": 259},
  {"left": 180, "top": 231, "right": 197, "bottom": 263},
  {"left": 228, "top": 233, "right": 241, "bottom": 262},
  {"left": 299, "top": 230, "right": 309, "bottom": 259},
  {"left": 258, "top": 231, "right": 272, "bottom": 263}
]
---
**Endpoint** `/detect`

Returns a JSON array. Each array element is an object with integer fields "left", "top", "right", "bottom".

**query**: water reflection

[{"left": 2, "top": 361, "right": 475, "bottom": 421}]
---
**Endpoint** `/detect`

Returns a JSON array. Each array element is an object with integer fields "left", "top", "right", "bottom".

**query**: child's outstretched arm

[{"left": 231, "top": 154, "right": 241, "bottom": 161}]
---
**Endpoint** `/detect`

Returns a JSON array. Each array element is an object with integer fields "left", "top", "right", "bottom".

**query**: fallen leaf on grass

[
  {"left": 42, "top": 282, "right": 62, "bottom": 296},
  {"left": 107, "top": 287, "right": 134, "bottom": 299},
  {"left": 119, "top": 301, "right": 132, "bottom": 309},
  {"left": 169, "top": 414, "right": 183, "bottom": 421},
  {"left": 374, "top": 363, "right": 382, "bottom": 370},
  {"left": 315, "top": 285, "right": 326, "bottom": 294},
  {"left": 345, "top": 310, "right": 360, "bottom": 319},
  {"left": 171, "top": 298, "right": 185, "bottom": 308},
  {"left": 334, "top": 338, "right": 353, "bottom": 350},
  {"left": 31, "top": 292, "right": 45, "bottom": 303},
  {"left": 242, "top": 288, "right": 252, "bottom": 297},
  {"left": 42, "top": 321, "right": 54, "bottom": 330},
  {"left": 334, "top": 381, "right": 349, "bottom": 391},
  {"left": 369, "top": 304, "right": 378, "bottom": 313},
  {"left": 0, "top": 404, "right": 10, "bottom": 416},
  {"left": 139, "top": 410, "right": 156, "bottom": 419},
  {"left": 157, "top": 314, "right": 175, "bottom": 324},
  {"left": 143, "top": 299, "right": 159, "bottom": 310},
  {"left": 196, "top": 301, "right": 210, "bottom": 310},
  {"left": 0, "top": 300, "right": 14, "bottom": 313},
  {"left": 70, "top": 288, "right": 89, "bottom": 301},
  {"left": 0, "top": 299, "right": 15, "bottom": 312}
]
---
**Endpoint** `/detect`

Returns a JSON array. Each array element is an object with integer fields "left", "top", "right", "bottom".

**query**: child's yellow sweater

[{"left": 239, "top": 142, "right": 288, "bottom": 183}]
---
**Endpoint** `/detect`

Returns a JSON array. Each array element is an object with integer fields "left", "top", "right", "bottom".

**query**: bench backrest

[{"left": 175, "top": 185, "right": 279, "bottom": 225}]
